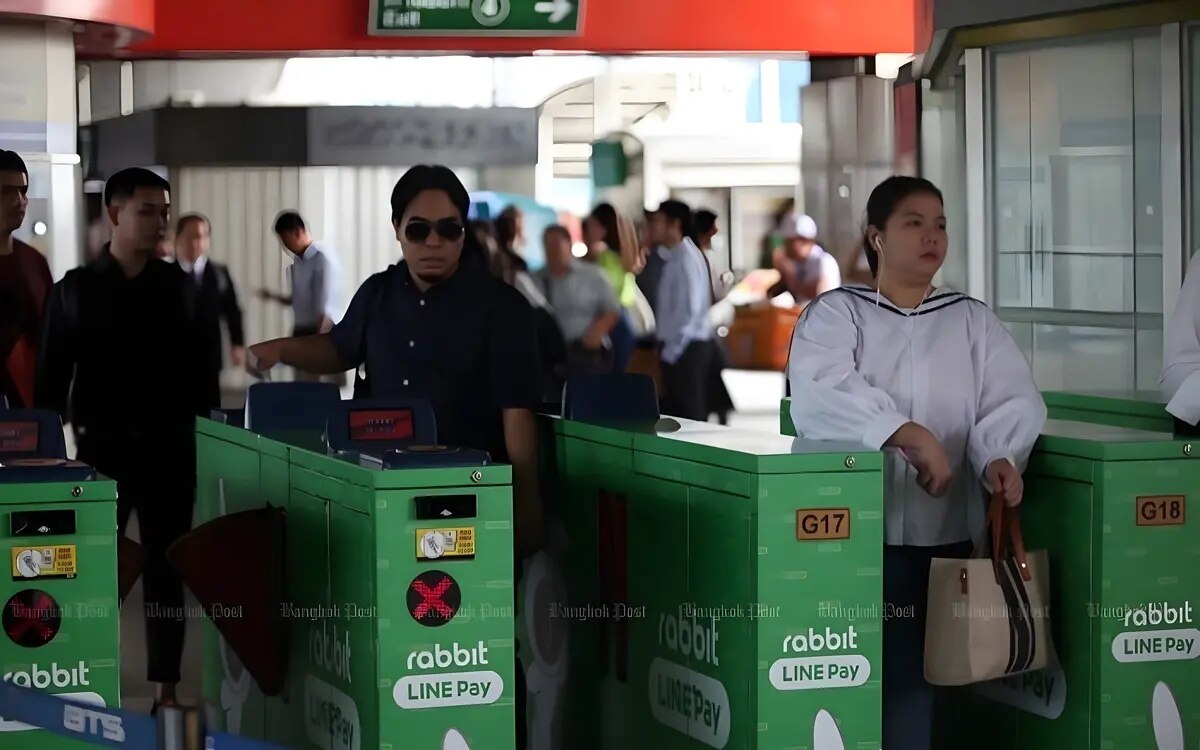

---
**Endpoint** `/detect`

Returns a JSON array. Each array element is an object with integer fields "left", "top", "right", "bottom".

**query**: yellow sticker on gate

[
  {"left": 415, "top": 527, "right": 475, "bottom": 561},
  {"left": 11, "top": 545, "right": 77, "bottom": 580}
]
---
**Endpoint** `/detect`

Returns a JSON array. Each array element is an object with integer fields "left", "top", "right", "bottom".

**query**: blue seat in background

[
  {"left": 561, "top": 374, "right": 659, "bottom": 425},
  {"left": 244, "top": 382, "right": 342, "bottom": 433}
]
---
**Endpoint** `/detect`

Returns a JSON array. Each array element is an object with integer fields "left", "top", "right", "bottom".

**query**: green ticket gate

[
  {"left": 541, "top": 376, "right": 886, "bottom": 749},
  {"left": 176, "top": 385, "right": 516, "bottom": 750},
  {"left": 1041, "top": 391, "right": 1173, "bottom": 432},
  {"left": 0, "top": 410, "right": 121, "bottom": 748},
  {"left": 780, "top": 397, "right": 1199, "bottom": 747},
  {"left": 940, "top": 419, "right": 1199, "bottom": 749}
]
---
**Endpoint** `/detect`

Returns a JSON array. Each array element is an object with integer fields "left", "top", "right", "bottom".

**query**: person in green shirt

[{"left": 582, "top": 203, "right": 643, "bottom": 373}]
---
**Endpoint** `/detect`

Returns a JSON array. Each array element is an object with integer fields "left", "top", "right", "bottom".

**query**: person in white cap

[{"left": 768, "top": 212, "right": 842, "bottom": 303}]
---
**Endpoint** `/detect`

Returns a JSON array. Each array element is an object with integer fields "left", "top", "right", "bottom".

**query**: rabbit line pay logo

[
  {"left": 303, "top": 673, "right": 361, "bottom": 750},
  {"left": 769, "top": 626, "right": 871, "bottom": 691},
  {"left": 1111, "top": 601, "right": 1199, "bottom": 664},
  {"left": 393, "top": 641, "right": 504, "bottom": 710},
  {"left": 974, "top": 663, "right": 1067, "bottom": 719},
  {"left": 649, "top": 610, "right": 730, "bottom": 749}
]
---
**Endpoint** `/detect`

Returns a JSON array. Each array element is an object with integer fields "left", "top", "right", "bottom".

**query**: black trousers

[
  {"left": 1175, "top": 417, "right": 1200, "bottom": 437},
  {"left": 77, "top": 429, "right": 196, "bottom": 685},
  {"left": 661, "top": 340, "right": 715, "bottom": 422},
  {"left": 882, "top": 540, "right": 973, "bottom": 750}
]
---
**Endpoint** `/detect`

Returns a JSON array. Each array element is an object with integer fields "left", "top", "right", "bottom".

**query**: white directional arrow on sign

[{"left": 534, "top": 0, "right": 573, "bottom": 24}]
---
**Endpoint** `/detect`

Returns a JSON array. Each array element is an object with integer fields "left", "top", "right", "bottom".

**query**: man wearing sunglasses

[{"left": 247, "top": 165, "right": 545, "bottom": 555}]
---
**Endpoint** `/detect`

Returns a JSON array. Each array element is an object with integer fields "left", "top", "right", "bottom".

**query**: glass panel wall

[
  {"left": 1191, "top": 24, "right": 1200, "bottom": 258},
  {"left": 989, "top": 30, "right": 1164, "bottom": 393},
  {"left": 921, "top": 62, "right": 969, "bottom": 293}
]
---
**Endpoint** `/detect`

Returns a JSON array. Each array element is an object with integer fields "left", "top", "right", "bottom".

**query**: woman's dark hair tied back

[{"left": 861, "top": 175, "right": 943, "bottom": 277}]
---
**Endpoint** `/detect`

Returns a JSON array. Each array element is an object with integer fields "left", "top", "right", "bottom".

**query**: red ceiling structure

[{"left": 0, "top": 0, "right": 916, "bottom": 57}]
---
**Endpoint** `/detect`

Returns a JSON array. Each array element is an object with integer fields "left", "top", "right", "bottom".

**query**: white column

[{"left": 0, "top": 21, "right": 81, "bottom": 280}]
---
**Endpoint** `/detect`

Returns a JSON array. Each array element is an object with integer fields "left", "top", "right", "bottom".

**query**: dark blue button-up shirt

[{"left": 329, "top": 256, "right": 541, "bottom": 462}]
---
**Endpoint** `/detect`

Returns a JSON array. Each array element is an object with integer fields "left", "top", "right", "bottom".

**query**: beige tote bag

[{"left": 924, "top": 492, "right": 1056, "bottom": 686}]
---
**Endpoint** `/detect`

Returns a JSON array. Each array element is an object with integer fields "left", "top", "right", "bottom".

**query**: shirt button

[
  {"left": 419, "top": 300, "right": 425, "bottom": 307},
  {"left": 409, "top": 341, "right": 415, "bottom": 347},
  {"left": 403, "top": 379, "right": 409, "bottom": 386}
]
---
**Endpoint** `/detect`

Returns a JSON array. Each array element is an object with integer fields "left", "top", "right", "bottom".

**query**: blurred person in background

[
  {"left": 652, "top": 199, "right": 714, "bottom": 421},
  {"left": 258, "top": 211, "right": 343, "bottom": 382},
  {"left": 768, "top": 212, "right": 841, "bottom": 304},
  {"left": 0, "top": 150, "right": 53, "bottom": 409},
  {"left": 582, "top": 203, "right": 643, "bottom": 373},
  {"left": 537, "top": 224, "right": 621, "bottom": 378},
  {"left": 491, "top": 205, "right": 530, "bottom": 287},
  {"left": 637, "top": 206, "right": 670, "bottom": 315},
  {"left": 175, "top": 213, "right": 246, "bottom": 411},
  {"left": 478, "top": 217, "right": 565, "bottom": 400},
  {"left": 693, "top": 209, "right": 735, "bottom": 424}
]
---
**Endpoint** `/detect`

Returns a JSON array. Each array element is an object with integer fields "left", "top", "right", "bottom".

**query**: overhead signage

[
  {"left": 369, "top": 0, "right": 582, "bottom": 37},
  {"left": 307, "top": 107, "right": 538, "bottom": 168},
  {"left": 407, "top": 571, "right": 462, "bottom": 627}
]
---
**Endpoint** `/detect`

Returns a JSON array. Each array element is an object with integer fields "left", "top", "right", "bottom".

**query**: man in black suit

[{"left": 175, "top": 213, "right": 245, "bottom": 411}]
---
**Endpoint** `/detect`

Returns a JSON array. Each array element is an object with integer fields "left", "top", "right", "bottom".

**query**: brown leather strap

[
  {"left": 1006, "top": 504, "right": 1032, "bottom": 581},
  {"left": 988, "top": 491, "right": 1006, "bottom": 585}
]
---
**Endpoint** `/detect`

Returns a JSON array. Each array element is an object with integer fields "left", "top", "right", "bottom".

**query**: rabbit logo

[
  {"left": 522, "top": 523, "right": 570, "bottom": 750},
  {"left": 216, "top": 480, "right": 252, "bottom": 732},
  {"left": 443, "top": 728, "right": 471, "bottom": 750},
  {"left": 1152, "top": 681, "right": 1184, "bottom": 750},
  {"left": 813, "top": 709, "right": 845, "bottom": 750}
]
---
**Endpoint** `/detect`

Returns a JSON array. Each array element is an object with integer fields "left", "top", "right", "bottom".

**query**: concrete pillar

[
  {"left": 0, "top": 21, "right": 81, "bottom": 279},
  {"left": 801, "top": 56, "right": 894, "bottom": 273}
]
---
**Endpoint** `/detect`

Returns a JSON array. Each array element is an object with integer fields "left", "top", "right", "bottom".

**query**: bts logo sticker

[{"left": 407, "top": 571, "right": 462, "bottom": 627}]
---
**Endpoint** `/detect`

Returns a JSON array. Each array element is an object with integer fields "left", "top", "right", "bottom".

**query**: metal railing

[{"left": 0, "top": 682, "right": 287, "bottom": 750}]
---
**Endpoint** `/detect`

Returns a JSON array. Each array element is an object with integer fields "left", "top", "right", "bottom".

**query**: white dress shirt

[
  {"left": 655, "top": 237, "right": 713, "bottom": 364},
  {"left": 1161, "top": 257, "right": 1200, "bottom": 425},
  {"left": 787, "top": 285, "right": 1047, "bottom": 546}
]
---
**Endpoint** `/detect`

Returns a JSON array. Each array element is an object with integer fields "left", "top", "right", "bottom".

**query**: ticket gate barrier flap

[
  {"left": 193, "top": 420, "right": 280, "bottom": 741},
  {"left": 547, "top": 415, "right": 884, "bottom": 750},
  {"left": 190, "top": 386, "right": 343, "bottom": 743},
  {"left": 938, "top": 419, "right": 1199, "bottom": 750},
  {"left": 166, "top": 506, "right": 287, "bottom": 697}
]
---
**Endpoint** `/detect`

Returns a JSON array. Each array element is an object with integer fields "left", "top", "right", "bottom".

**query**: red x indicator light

[
  {"left": 407, "top": 570, "right": 461, "bottom": 627},
  {"left": 4, "top": 589, "right": 62, "bottom": 648}
]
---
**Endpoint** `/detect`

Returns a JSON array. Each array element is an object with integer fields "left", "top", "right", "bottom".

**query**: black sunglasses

[{"left": 405, "top": 219, "right": 465, "bottom": 243}]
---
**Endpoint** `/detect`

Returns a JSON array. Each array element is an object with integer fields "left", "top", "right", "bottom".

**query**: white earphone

[{"left": 872, "top": 236, "right": 883, "bottom": 254}]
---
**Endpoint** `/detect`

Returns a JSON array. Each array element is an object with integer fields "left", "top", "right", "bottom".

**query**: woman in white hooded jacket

[{"left": 786, "top": 176, "right": 1047, "bottom": 750}]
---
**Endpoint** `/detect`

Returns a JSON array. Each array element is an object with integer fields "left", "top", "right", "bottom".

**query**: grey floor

[{"left": 110, "top": 371, "right": 785, "bottom": 713}]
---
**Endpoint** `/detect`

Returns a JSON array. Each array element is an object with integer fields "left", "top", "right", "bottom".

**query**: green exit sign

[{"left": 369, "top": 0, "right": 583, "bottom": 36}]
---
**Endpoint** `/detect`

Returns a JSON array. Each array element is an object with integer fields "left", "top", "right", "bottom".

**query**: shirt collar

[{"left": 179, "top": 255, "right": 208, "bottom": 276}]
